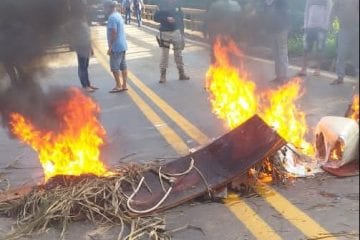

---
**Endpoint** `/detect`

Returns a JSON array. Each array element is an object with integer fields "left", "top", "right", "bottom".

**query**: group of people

[
  {"left": 265, "top": 0, "right": 358, "bottom": 84},
  {"left": 121, "top": 0, "right": 144, "bottom": 27},
  {"left": 75, "top": 0, "right": 358, "bottom": 94},
  {"left": 297, "top": 0, "right": 358, "bottom": 85},
  {"left": 74, "top": 0, "right": 189, "bottom": 93},
  {"left": 205, "top": 0, "right": 359, "bottom": 85},
  {"left": 75, "top": 0, "right": 190, "bottom": 93}
]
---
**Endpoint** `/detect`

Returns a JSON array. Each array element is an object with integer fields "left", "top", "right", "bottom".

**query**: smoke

[{"left": 0, "top": 0, "right": 90, "bottom": 133}]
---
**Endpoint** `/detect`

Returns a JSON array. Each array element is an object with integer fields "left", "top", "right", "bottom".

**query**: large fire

[
  {"left": 206, "top": 37, "right": 314, "bottom": 156},
  {"left": 10, "top": 88, "right": 108, "bottom": 181}
]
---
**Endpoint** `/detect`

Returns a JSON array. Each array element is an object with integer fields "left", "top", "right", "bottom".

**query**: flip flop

[{"left": 109, "top": 88, "right": 123, "bottom": 93}]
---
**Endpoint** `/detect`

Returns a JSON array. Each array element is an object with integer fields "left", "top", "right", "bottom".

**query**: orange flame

[
  {"left": 349, "top": 94, "right": 359, "bottom": 121},
  {"left": 9, "top": 88, "right": 108, "bottom": 181},
  {"left": 206, "top": 37, "right": 314, "bottom": 156},
  {"left": 206, "top": 38, "right": 257, "bottom": 129}
]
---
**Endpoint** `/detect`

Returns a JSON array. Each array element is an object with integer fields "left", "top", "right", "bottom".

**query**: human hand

[{"left": 167, "top": 17, "right": 175, "bottom": 23}]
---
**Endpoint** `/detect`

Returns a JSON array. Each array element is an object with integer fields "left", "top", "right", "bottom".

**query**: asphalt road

[{"left": 0, "top": 23, "right": 358, "bottom": 240}]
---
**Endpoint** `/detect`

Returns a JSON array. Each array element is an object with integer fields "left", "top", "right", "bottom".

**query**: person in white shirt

[{"left": 297, "top": 0, "right": 332, "bottom": 77}]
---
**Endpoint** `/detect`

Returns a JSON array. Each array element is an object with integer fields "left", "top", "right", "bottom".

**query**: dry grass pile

[{"left": 0, "top": 164, "right": 170, "bottom": 240}]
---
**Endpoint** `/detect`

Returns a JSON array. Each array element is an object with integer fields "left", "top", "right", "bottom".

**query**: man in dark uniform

[{"left": 154, "top": 0, "right": 190, "bottom": 83}]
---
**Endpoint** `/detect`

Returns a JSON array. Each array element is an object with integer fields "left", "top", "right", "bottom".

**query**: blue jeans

[
  {"left": 134, "top": 8, "right": 141, "bottom": 26},
  {"left": 272, "top": 30, "right": 289, "bottom": 80},
  {"left": 77, "top": 54, "right": 90, "bottom": 88},
  {"left": 125, "top": 8, "right": 131, "bottom": 24},
  {"left": 336, "top": 28, "right": 359, "bottom": 78}
]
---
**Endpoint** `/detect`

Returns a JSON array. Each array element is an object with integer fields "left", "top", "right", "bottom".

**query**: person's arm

[{"left": 107, "top": 17, "right": 117, "bottom": 55}]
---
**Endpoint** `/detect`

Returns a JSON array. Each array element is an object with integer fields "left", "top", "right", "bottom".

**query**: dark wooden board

[{"left": 126, "top": 115, "right": 286, "bottom": 215}]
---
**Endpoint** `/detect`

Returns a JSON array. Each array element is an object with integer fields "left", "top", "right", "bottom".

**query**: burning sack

[{"left": 315, "top": 116, "right": 359, "bottom": 169}]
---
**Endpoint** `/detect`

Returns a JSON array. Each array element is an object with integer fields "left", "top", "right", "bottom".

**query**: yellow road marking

[
  {"left": 254, "top": 184, "right": 337, "bottom": 239},
  {"left": 128, "top": 72, "right": 209, "bottom": 146},
  {"left": 92, "top": 45, "right": 189, "bottom": 155},
  {"left": 92, "top": 40, "right": 281, "bottom": 240},
  {"left": 92, "top": 33, "right": 334, "bottom": 239},
  {"left": 125, "top": 61, "right": 335, "bottom": 240},
  {"left": 225, "top": 193, "right": 282, "bottom": 240}
]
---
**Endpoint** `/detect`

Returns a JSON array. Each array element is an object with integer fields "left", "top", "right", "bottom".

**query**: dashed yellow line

[
  {"left": 128, "top": 72, "right": 209, "bottom": 146},
  {"left": 225, "top": 193, "right": 282, "bottom": 240},
  {"left": 254, "top": 184, "right": 337, "bottom": 239},
  {"left": 92, "top": 40, "right": 281, "bottom": 240},
  {"left": 92, "top": 31, "right": 334, "bottom": 239},
  {"left": 123, "top": 53, "right": 335, "bottom": 240},
  {"left": 92, "top": 45, "right": 189, "bottom": 156}
]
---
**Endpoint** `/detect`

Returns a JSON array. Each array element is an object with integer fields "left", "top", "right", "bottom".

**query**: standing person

[
  {"left": 330, "top": 0, "right": 359, "bottom": 85},
  {"left": 264, "top": 0, "right": 290, "bottom": 83},
  {"left": 122, "top": 0, "right": 132, "bottom": 24},
  {"left": 68, "top": 15, "right": 98, "bottom": 92},
  {"left": 133, "top": 0, "right": 144, "bottom": 27},
  {"left": 154, "top": 0, "right": 189, "bottom": 83},
  {"left": 297, "top": 0, "right": 332, "bottom": 77},
  {"left": 105, "top": 1, "right": 128, "bottom": 93}
]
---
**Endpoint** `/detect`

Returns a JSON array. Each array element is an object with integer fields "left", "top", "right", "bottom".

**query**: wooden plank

[{"left": 126, "top": 115, "right": 286, "bottom": 215}]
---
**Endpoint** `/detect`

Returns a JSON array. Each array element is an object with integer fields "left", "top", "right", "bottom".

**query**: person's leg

[
  {"left": 173, "top": 30, "right": 189, "bottom": 80},
  {"left": 159, "top": 32, "right": 171, "bottom": 83},
  {"left": 313, "top": 30, "right": 327, "bottom": 76},
  {"left": 271, "top": 33, "right": 280, "bottom": 81},
  {"left": 136, "top": 9, "right": 141, "bottom": 27},
  {"left": 333, "top": 28, "right": 350, "bottom": 84},
  {"left": 299, "top": 29, "right": 314, "bottom": 76},
  {"left": 127, "top": 9, "right": 131, "bottom": 24},
  {"left": 159, "top": 47, "right": 170, "bottom": 83},
  {"left": 77, "top": 54, "right": 88, "bottom": 88},
  {"left": 110, "top": 52, "right": 122, "bottom": 90},
  {"left": 119, "top": 51, "right": 128, "bottom": 90},
  {"left": 125, "top": 9, "right": 130, "bottom": 24},
  {"left": 351, "top": 30, "right": 359, "bottom": 77},
  {"left": 277, "top": 30, "right": 289, "bottom": 81},
  {"left": 84, "top": 56, "right": 91, "bottom": 87}
]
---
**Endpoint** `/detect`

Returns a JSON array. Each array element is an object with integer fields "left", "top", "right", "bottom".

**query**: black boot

[{"left": 178, "top": 68, "right": 190, "bottom": 80}]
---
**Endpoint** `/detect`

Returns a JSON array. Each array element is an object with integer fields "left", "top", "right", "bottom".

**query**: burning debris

[
  {"left": 0, "top": 115, "right": 285, "bottom": 239},
  {"left": 205, "top": 37, "right": 359, "bottom": 180},
  {"left": 9, "top": 88, "right": 108, "bottom": 181},
  {"left": 206, "top": 37, "right": 314, "bottom": 157}
]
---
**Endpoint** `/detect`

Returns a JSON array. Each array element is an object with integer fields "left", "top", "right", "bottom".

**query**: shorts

[
  {"left": 110, "top": 51, "right": 127, "bottom": 71},
  {"left": 304, "top": 28, "right": 327, "bottom": 53}
]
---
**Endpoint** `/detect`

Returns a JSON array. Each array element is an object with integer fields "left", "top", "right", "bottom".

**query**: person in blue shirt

[{"left": 105, "top": 1, "right": 128, "bottom": 93}]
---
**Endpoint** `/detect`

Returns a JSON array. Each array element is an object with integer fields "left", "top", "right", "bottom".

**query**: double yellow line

[{"left": 92, "top": 42, "right": 335, "bottom": 240}]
